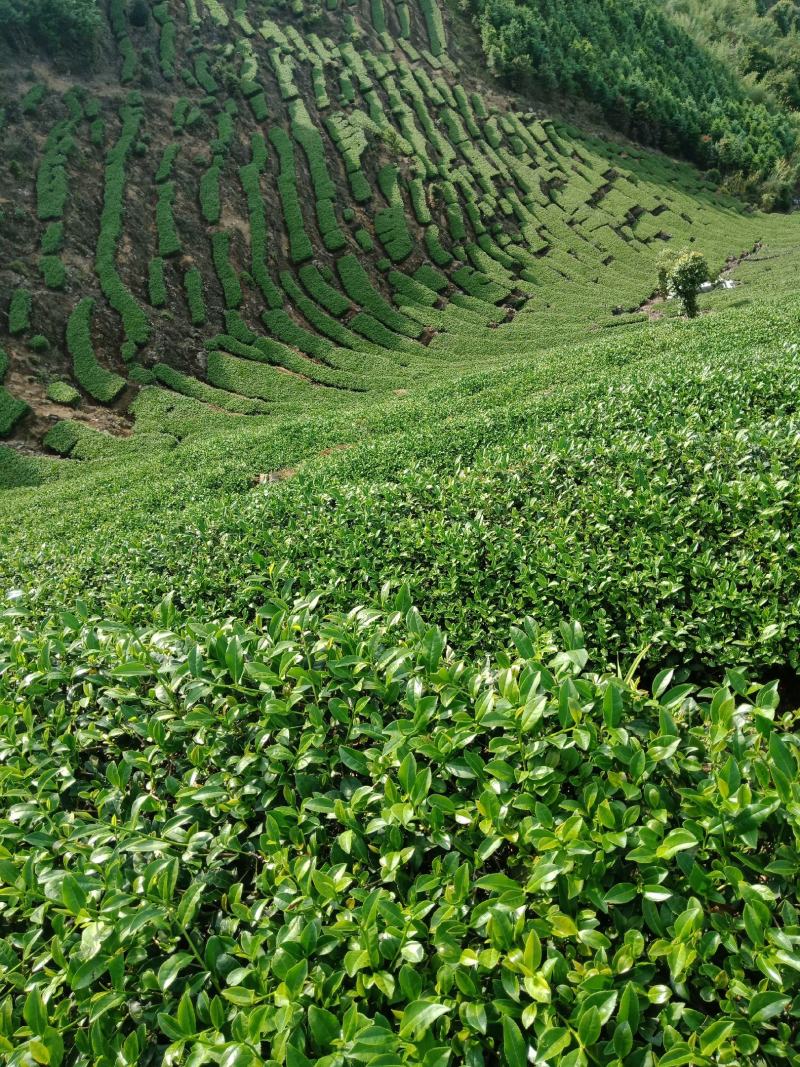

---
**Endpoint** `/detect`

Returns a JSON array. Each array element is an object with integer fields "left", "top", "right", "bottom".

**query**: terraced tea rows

[{"left": 2, "top": 0, "right": 797, "bottom": 454}]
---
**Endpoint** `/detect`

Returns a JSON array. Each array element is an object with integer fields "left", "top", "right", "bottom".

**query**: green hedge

[
  {"left": 337, "top": 254, "right": 422, "bottom": 337},
  {"left": 199, "top": 163, "right": 222, "bottom": 225},
  {"left": 155, "top": 144, "right": 180, "bottom": 183},
  {"left": 40, "top": 221, "right": 64, "bottom": 255},
  {"left": 184, "top": 267, "right": 206, "bottom": 326},
  {"left": 0, "top": 387, "right": 28, "bottom": 436},
  {"left": 148, "top": 257, "right": 167, "bottom": 307},
  {"left": 239, "top": 136, "right": 283, "bottom": 310},
  {"left": 8, "top": 288, "right": 31, "bottom": 335},
  {"left": 95, "top": 98, "right": 150, "bottom": 348},
  {"left": 153, "top": 363, "right": 269, "bottom": 414},
  {"left": 40, "top": 255, "right": 66, "bottom": 290},
  {"left": 299, "top": 264, "right": 351, "bottom": 317},
  {"left": 46, "top": 380, "right": 80, "bottom": 405},
  {"left": 66, "top": 297, "right": 126, "bottom": 403},
  {"left": 36, "top": 122, "right": 74, "bottom": 221},
  {"left": 156, "top": 181, "right": 181, "bottom": 256},
  {"left": 211, "top": 231, "right": 243, "bottom": 310},
  {"left": 269, "top": 127, "right": 313, "bottom": 264}
]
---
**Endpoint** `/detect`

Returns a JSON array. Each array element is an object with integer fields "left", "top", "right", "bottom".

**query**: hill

[{"left": 2, "top": 2, "right": 800, "bottom": 1066}]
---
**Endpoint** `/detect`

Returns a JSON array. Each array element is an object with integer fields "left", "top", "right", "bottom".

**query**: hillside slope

[
  {"left": 3, "top": 4, "right": 800, "bottom": 1066},
  {"left": 1, "top": 0, "right": 798, "bottom": 455}
]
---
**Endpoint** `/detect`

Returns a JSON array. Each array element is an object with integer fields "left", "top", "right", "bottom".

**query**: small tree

[{"left": 668, "top": 250, "right": 709, "bottom": 318}]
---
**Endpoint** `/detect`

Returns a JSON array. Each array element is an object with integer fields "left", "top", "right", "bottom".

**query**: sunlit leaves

[{"left": 0, "top": 599, "right": 797, "bottom": 1062}]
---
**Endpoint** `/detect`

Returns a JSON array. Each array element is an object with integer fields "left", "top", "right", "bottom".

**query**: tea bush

[
  {"left": 95, "top": 98, "right": 150, "bottom": 348},
  {"left": 270, "top": 127, "right": 314, "bottom": 264},
  {"left": 46, "top": 379, "right": 80, "bottom": 405},
  {"left": 184, "top": 268, "right": 206, "bottom": 327},
  {"left": 0, "top": 599, "right": 798, "bottom": 1065},
  {"left": 66, "top": 297, "right": 126, "bottom": 403},
  {"left": 8, "top": 289, "right": 32, "bottom": 335},
  {"left": 0, "top": 387, "right": 27, "bottom": 434}
]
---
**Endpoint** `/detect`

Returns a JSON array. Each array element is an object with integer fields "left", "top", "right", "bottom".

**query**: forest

[{"left": 472, "top": 0, "right": 800, "bottom": 206}]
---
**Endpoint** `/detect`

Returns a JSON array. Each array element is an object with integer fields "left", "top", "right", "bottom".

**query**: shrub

[
  {"left": 46, "top": 380, "right": 80, "bottom": 405},
  {"left": 8, "top": 288, "right": 31, "bottom": 334},
  {"left": 66, "top": 297, "right": 126, "bottom": 403},
  {"left": 656, "top": 247, "right": 678, "bottom": 297},
  {"left": 40, "top": 254, "right": 66, "bottom": 289},
  {"left": 40, "top": 221, "right": 64, "bottom": 255},
  {"left": 29, "top": 334, "right": 49, "bottom": 352}
]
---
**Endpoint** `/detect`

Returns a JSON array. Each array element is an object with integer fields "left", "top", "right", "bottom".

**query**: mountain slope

[{"left": 1, "top": 0, "right": 798, "bottom": 454}]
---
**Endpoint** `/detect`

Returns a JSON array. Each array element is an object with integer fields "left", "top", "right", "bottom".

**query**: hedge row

[
  {"left": 183, "top": 267, "right": 206, "bottom": 326},
  {"left": 324, "top": 114, "right": 372, "bottom": 204},
  {"left": 66, "top": 297, "right": 126, "bottom": 403},
  {"left": 156, "top": 181, "right": 181, "bottom": 256},
  {"left": 40, "top": 220, "right": 64, "bottom": 255},
  {"left": 337, "top": 255, "right": 422, "bottom": 337},
  {"left": 8, "top": 289, "right": 31, "bottom": 335},
  {"left": 96, "top": 98, "right": 150, "bottom": 348},
  {"left": 108, "top": 0, "right": 138, "bottom": 84},
  {"left": 194, "top": 53, "right": 218, "bottom": 94},
  {"left": 279, "top": 270, "right": 365, "bottom": 350},
  {"left": 269, "top": 127, "right": 313, "bottom": 264},
  {"left": 153, "top": 3, "right": 176, "bottom": 79},
  {"left": 211, "top": 231, "right": 243, "bottom": 310},
  {"left": 36, "top": 122, "right": 74, "bottom": 221},
  {"left": 249, "top": 91, "right": 268, "bottom": 122},
  {"left": 199, "top": 163, "right": 222, "bottom": 225},
  {"left": 155, "top": 144, "right": 180, "bottom": 184},
  {"left": 46, "top": 380, "right": 80, "bottom": 405},
  {"left": 40, "top": 254, "right": 66, "bottom": 290},
  {"left": 153, "top": 362, "right": 269, "bottom": 414},
  {"left": 298, "top": 263, "right": 351, "bottom": 317},
  {"left": 239, "top": 135, "right": 283, "bottom": 310},
  {"left": 452, "top": 263, "right": 509, "bottom": 303},
  {"left": 148, "top": 257, "right": 167, "bottom": 307},
  {"left": 424, "top": 224, "right": 454, "bottom": 266}
]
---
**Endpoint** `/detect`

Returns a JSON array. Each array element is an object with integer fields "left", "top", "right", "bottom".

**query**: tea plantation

[{"left": 2, "top": 0, "right": 800, "bottom": 1064}]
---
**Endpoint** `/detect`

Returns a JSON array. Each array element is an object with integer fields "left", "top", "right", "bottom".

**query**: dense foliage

[
  {"left": 3, "top": 297, "right": 800, "bottom": 681},
  {"left": 0, "top": 0, "right": 100, "bottom": 51},
  {"left": 472, "top": 0, "right": 798, "bottom": 202},
  {"left": 665, "top": 0, "right": 800, "bottom": 111},
  {"left": 1, "top": 596, "right": 799, "bottom": 1066},
  {"left": 2, "top": 0, "right": 800, "bottom": 1061}
]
